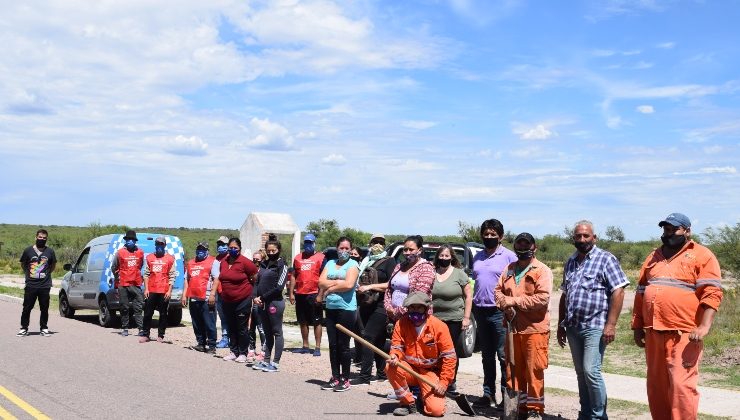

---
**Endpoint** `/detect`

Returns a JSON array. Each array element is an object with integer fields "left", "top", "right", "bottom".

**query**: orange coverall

[
  {"left": 494, "top": 258, "right": 552, "bottom": 414},
  {"left": 632, "top": 240, "right": 723, "bottom": 420},
  {"left": 386, "top": 314, "right": 457, "bottom": 417}
]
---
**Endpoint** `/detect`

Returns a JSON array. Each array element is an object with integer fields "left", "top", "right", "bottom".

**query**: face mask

[
  {"left": 483, "top": 237, "right": 499, "bottom": 249},
  {"left": 36, "top": 239, "right": 47, "bottom": 248},
  {"left": 437, "top": 258, "right": 451, "bottom": 268},
  {"left": 253, "top": 259, "right": 261, "bottom": 265},
  {"left": 661, "top": 234, "right": 686, "bottom": 249},
  {"left": 404, "top": 253, "right": 419, "bottom": 265},
  {"left": 574, "top": 241, "right": 594, "bottom": 255},
  {"left": 217, "top": 245, "right": 228, "bottom": 255},
  {"left": 370, "top": 243, "right": 385, "bottom": 255},
  {"left": 407, "top": 311, "right": 427, "bottom": 326},
  {"left": 228, "top": 248, "right": 240, "bottom": 257},
  {"left": 351, "top": 256, "right": 361, "bottom": 263},
  {"left": 515, "top": 249, "right": 534, "bottom": 261},
  {"left": 267, "top": 253, "right": 279, "bottom": 261},
  {"left": 303, "top": 243, "right": 315, "bottom": 254},
  {"left": 125, "top": 240, "right": 136, "bottom": 250},
  {"left": 337, "top": 250, "right": 350, "bottom": 262},
  {"left": 155, "top": 246, "right": 166, "bottom": 256},
  {"left": 196, "top": 250, "right": 208, "bottom": 261}
]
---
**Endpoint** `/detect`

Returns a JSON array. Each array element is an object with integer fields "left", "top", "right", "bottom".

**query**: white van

[{"left": 58, "top": 233, "right": 186, "bottom": 327}]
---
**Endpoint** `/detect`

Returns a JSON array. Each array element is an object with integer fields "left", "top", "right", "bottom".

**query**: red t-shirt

[
  {"left": 218, "top": 255, "right": 258, "bottom": 302},
  {"left": 292, "top": 252, "right": 325, "bottom": 295}
]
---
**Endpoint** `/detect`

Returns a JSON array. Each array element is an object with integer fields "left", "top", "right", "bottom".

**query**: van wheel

[
  {"left": 167, "top": 306, "right": 183, "bottom": 326},
  {"left": 59, "top": 292, "right": 75, "bottom": 318},
  {"left": 98, "top": 297, "right": 114, "bottom": 327}
]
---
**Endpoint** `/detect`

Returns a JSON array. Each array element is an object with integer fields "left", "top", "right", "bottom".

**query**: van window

[
  {"left": 87, "top": 243, "right": 109, "bottom": 271},
  {"left": 75, "top": 248, "right": 90, "bottom": 273}
]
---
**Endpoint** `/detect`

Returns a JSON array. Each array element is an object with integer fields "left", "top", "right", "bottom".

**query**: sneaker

[
  {"left": 392, "top": 404, "right": 418, "bottom": 416},
  {"left": 138, "top": 336, "right": 151, "bottom": 343},
  {"left": 252, "top": 361, "right": 268, "bottom": 370},
  {"left": 293, "top": 347, "right": 310, "bottom": 354},
  {"left": 205, "top": 346, "right": 216, "bottom": 355},
  {"left": 216, "top": 337, "right": 229, "bottom": 348},
  {"left": 255, "top": 353, "right": 264, "bottom": 362},
  {"left": 333, "top": 378, "right": 351, "bottom": 392},
  {"left": 40, "top": 329, "right": 51, "bottom": 337},
  {"left": 191, "top": 344, "right": 206, "bottom": 352},
  {"left": 235, "top": 354, "right": 248, "bottom": 363},
  {"left": 350, "top": 378, "right": 371, "bottom": 386},
  {"left": 156, "top": 337, "right": 164, "bottom": 343},
  {"left": 313, "top": 349, "right": 321, "bottom": 357},
  {"left": 120, "top": 329, "right": 129, "bottom": 337},
  {"left": 245, "top": 355, "right": 256, "bottom": 366},
  {"left": 136, "top": 330, "right": 147, "bottom": 337},
  {"left": 16, "top": 329, "right": 28, "bottom": 337},
  {"left": 262, "top": 363, "right": 279, "bottom": 372},
  {"left": 321, "top": 377, "right": 340, "bottom": 390},
  {"left": 472, "top": 394, "right": 492, "bottom": 408},
  {"left": 223, "top": 352, "right": 237, "bottom": 361}
]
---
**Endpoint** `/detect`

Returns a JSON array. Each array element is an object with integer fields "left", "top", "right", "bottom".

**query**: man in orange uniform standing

[
  {"left": 386, "top": 291, "right": 457, "bottom": 417},
  {"left": 495, "top": 233, "right": 552, "bottom": 419},
  {"left": 140, "top": 236, "right": 177, "bottom": 343},
  {"left": 632, "top": 213, "right": 723, "bottom": 420},
  {"left": 112, "top": 230, "right": 145, "bottom": 337}
]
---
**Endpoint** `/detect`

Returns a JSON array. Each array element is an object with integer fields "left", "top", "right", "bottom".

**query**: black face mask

[
  {"left": 483, "top": 237, "right": 499, "bottom": 249},
  {"left": 661, "top": 234, "right": 686, "bottom": 249},
  {"left": 437, "top": 258, "right": 452, "bottom": 268},
  {"left": 574, "top": 241, "right": 594, "bottom": 255},
  {"left": 351, "top": 256, "right": 361, "bottom": 263},
  {"left": 515, "top": 249, "right": 534, "bottom": 261},
  {"left": 267, "top": 253, "right": 279, "bottom": 261},
  {"left": 36, "top": 239, "right": 47, "bottom": 248}
]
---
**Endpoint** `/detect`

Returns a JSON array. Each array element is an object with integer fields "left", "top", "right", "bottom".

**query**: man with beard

[
  {"left": 557, "top": 221, "right": 629, "bottom": 420},
  {"left": 631, "top": 213, "right": 723, "bottom": 420}
]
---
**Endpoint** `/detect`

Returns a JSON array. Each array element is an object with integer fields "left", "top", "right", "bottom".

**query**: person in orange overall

[
  {"left": 495, "top": 232, "right": 552, "bottom": 419},
  {"left": 386, "top": 291, "right": 457, "bottom": 417},
  {"left": 632, "top": 213, "right": 723, "bottom": 420}
]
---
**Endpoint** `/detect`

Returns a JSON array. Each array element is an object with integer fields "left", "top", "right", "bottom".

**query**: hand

[
  {"left": 181, "top": 297, "right": 187, "bottom": 308},
  {"left": 164, "top": 290, "right": 171, "bottom": 300},
  {"left": 504, "top": 307, "right": 516, "bottom": 321},
  {"left": 253, "top": 297, "right": 262, "bottom": 307},
  {"left": 602, "top": 323, "right": 616, "bottom": 345},
  {"left": 557, "top": 326, "right": 567, "bottom": 348},
  {"left": 433, "top": 383, "right": 446, "bottom": 397},
  {"left": 289, "top": 295, "right": 295, "bottom": 305},
  {"left": 633, "top": 329, "right": 646, "bottom": 348},
  {"left": 207, "top": 294, "right": 216, "bottom": 306},
  {"left": 144, "top": 289, "right": 150, "bottom": 299},
  {"left": 462, "top": 317, "right": 471, "bottom": 330},
  {"left": 358, "top": 285, "right": 369, "bottom": 293},
  {"left": 689, "top": 325, "right": 710, "bottom": 342},
  {"left": 387, "top": 355, "right": 399, "bottom": 367}
]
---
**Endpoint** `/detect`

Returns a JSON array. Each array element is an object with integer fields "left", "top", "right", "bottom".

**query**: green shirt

[{"left": 432, "top": 267, "right": 469, "bottom": 322}]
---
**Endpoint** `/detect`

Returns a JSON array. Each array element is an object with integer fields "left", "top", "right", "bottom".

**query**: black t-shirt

[{"left": 20, "top": 246, "right": 57, "bottom": 289}]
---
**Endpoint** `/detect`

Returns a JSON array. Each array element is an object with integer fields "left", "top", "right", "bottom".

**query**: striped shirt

[{"left": 561, "top": 246, "right": 629, "bottom": 330}]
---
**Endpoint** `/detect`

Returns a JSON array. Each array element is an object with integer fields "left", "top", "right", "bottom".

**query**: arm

[
  {"left": 165, "top": 259, "right": 176, "bottom": 299},
  {"left": 49, "top": 249, "right": 57, "bottom": 275},
  {"left": 181, "top": 267, "right": 189, "bottom": 307},
  {"left": 387, "top": 320, "right": 406, "bottom": 365},
  {"left": 602, "top": 287, "right": 625, "bottom": 344},
  {"left": 690, "top": 253, "right": 723, "bottom": 341},
  {"left": 632, "top": 254, "right": 651, "bottom": 347},
  {"left": 327, "top": 265, "right": 359, "bottom": 293},
  {"left": 462, "top": 277, "right": 473, "bottom": 330},
  {"left": 143, "top": 259, "right": 151, "bottom": 298},
  {"left": 260, "top": 262, "right": 290, "bottom": 302},
  {"left": 512, "top": 266, "right": 552, "bottom": 312},
  {"left": 557, "top": 294, "right": 567, "bottom": 347},
  {"left": 288, "top": 264, "right": 296, "bottom": 304},
  {"left": 111, "top": 251, "right": 120, "bottom": 283},
  {"left": 208, "top": 277, "right": 220, "bottom": 306}
]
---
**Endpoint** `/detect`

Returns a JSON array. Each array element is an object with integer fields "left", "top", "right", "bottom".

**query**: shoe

[
  {"left": 313, "top": 349, "right": 321, "bottom": 357},
  {"left": 16, "top": 329, "right": 28, "bottom": 337},
  {"left": 333, "top": 378, "right": 351, "bottom": 392},
  {"left": 40, "top": 329, "right": 51, "bottom": 337},
  {"left": 526, "top": 412, "right": 542, "bottom": 419},
  {"left": 255, "top": 353, "right": 264, "bottom": 362},
  {"left": 223, "top": 352, "right": 237, "bottom": 361},
  {"left": 191, "top": 344, "right": 206, "bottom": 352},
  {"left": 252, "top": 361, "right": 268, "bottom": 370},
  {"left": 138, "top": 336, "right": 151, "bottom": 343},
  {"left": 247, "top": 349, "right": 256, "bottom": 357},
  {"left": 392, "top": 404, "right": 418, "bottom": 416},
  {"left": 245, "top": 355, "right": 256, "bottom": 366},
  {"left": 262, "top": 363, "right": 279, "bottom": 372},
  {"left": 473, "top": 394, "right": 492, "bottom": 408},
  {"left": 321, "top": 377, "right": 340, "bottom": 390},
  {"left": 235, "top": 354, "right": 248, "bottom": 363},
  {"left": 136, "top": 330, "right": 147, "bottom": 337},
  {"left": 293, "top": 347, "right": 310, "bottom": 354},
  {"left": 120, "top": 329, "right": 129, "bottom": 337},
  {"left": 156, "top": 337, "right": 164, "bottom": 343},
  {"left": 350, "top": 378, "right": 371, "bottom": 386},
  {"left": 216, "top": 337, "right": 229, "bottom": 348},
  {"left": 371, "top": 375, "right": 387, "bottom": 383},
  {"left": 205, "top": 346, "right": 216, "bottom": 355}
]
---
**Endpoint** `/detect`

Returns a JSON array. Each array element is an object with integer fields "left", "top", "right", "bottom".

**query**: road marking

[
  {"left": 0, "top": 386, "right": 50, "bottom": 420},
  {"left": 0, "top": 403, "right": 19, "bottom": 420}
]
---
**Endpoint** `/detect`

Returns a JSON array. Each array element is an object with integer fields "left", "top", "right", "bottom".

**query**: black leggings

[
  {"left": 443, "top": 320, "right": 463, "bottom": 385},
  {"left": 358, "top": 303, "right": 388, "bottom": 380},
  {"left": 325, "top": 308, "right": 357, "bottom": 380},
  {"left": 259, "top": 300, "right": 285, "bottom": 364}
]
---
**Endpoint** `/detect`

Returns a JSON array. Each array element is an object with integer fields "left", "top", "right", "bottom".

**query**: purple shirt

[{"left": 472, "top": 246, "right": 517, "bottom": 307}]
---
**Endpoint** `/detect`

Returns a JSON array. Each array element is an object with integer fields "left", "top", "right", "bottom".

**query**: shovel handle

[{"left": 335, "top": 323, "right": 437, "bottom": 388}]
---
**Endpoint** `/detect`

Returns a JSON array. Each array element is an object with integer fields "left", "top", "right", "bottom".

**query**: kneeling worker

[{"left": 386, "top": 291, "right": 457, "bottom": 417}]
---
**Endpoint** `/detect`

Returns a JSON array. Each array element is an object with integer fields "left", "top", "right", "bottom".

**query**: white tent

[{"left": 239, "top": 212, "right": 302, "bottom": 260}]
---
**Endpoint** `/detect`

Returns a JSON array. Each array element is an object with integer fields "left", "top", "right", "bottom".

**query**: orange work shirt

[
  {"left": 389, "top": 315, "right": 457, "bottom": 387},
  {"left": 495, "top": 257, "right": 553, "bottom": 334}
]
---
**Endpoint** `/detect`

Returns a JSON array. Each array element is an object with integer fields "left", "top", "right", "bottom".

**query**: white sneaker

[
  {"left": 16, "top": 329, "right": 28, "bottom": 337},
  {"left": 235, "top": 354, "right": 248, "bottom": 363},
  {"left": 223, "top": 352, "right": 237, "bottom": 361},
  {"left": 40, "top": 329, "right": 51, "bottom": 337}
]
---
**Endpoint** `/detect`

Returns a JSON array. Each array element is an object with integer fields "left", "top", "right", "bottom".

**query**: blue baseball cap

[
  {"left": 658, "top": 213, "right": 691, "bottom": 228},
  {"left": 303, "top": 233, "right": 317, "bottom": 242}
]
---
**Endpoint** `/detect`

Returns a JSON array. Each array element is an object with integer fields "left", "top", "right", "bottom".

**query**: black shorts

[{"left": 295, "top": 293, "right": 323, "bottom": 326}]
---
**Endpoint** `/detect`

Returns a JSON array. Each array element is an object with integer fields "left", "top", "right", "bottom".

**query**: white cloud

[
  {"left": 163, "top": 135, "right": 208, "bottom": 156},
  {"left": 636, "top": 105, "right": 654, "bottom": 114},
  {"left": 402, "top": 120, "right": 438, "bottom": 130},
  {"left": 703, "top": 145, "right": 723, "bottom": 154},
  {"left": 683, "top": 121, "right": 740, "bottom": 143},
  {"left": 606, "top": 116, "right": 623, "bottom": 129},
  {"left": 700, "top": 166, "right": 736, "bottom": 174},
  {"left": 245, "top": 117, "right": 296, "bottom": 151},
  {"left": 396, "top": 159, "right": 442, "bottom": 171},
  {"left": 321, "top": 153, "right": 347, "bottom": 165},
  {"left": 513, "top": 123, "right": 556, "bottom": 140},
  {"left": 656, "top": 41, "right": 675, "bottom": 49},
  {"left": 509, "top": 146, "right": 543, "bottom": 158},
  {"left": 437, "top": 186, "right": 499, "bottom": 200}
]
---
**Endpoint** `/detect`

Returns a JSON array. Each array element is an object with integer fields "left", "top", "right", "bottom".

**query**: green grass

[{"left": 0, "top": 285, "right": 60, "bottom": 308}]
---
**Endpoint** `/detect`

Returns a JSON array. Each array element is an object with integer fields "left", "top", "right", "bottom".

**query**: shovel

[
  {"left": 501, "top": 315, "right": 523, "bottom": 420},
  {"left": 336, "top": 323, "right": 476, "bottom": 416}
]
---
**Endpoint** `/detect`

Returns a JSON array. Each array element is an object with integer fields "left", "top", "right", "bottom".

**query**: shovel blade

[
  {"left": 454, "top": 394, "right": 476, "bottom": 416},
  {"left": 501, "top": 387, "right": 522, "bottom": 420}
]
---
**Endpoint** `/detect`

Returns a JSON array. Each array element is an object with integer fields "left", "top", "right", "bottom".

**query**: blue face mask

[
  {"left": 228, "top": 248, "right": 240, "bottom": 257},
  {"left": 337, "top": 250, "right": 350, "bottom": 262},
  {"left": 304, "top": 242, "right": 315, "bottom": 253},
  {"left": 407, "top": 311, "right": 427, "bottom": 326},
  {"left": 196, "top": 250, "right": 208, "bottom": 260},
  {"left": 217, "top": 245, "right": 228, "bottom": 255},
  {"left": 155, "top": 246, "right": 166, "bottom": 256},
  {"left": 125, "top": 240, "right": 136, "bottom": 250}
]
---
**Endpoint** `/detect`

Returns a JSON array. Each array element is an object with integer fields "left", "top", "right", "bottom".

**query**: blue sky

[{"left": 1, "top": 0, "right": 738, "bottom": 241}]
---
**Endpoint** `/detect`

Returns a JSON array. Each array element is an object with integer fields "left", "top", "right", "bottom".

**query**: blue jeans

[
  {"left": 473, "top": 306, "right": 507, "bottom": 397},
  {"left": 566, "top": 327, "right": 608, "bottom": 420},
  {"left": 189, "top": 299, "right": 217, "bottom": 347}
]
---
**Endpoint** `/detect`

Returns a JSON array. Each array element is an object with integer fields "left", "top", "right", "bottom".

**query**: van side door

[
  {"left": 79, "top": 243, "right": 109, "bottom": 308},
  {"left": 67, "top": 248, "right": 91, "bottom": 307}
]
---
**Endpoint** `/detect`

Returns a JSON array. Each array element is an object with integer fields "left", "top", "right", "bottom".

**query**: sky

[{"left": 1, "top": 0, "right": 739, "bottom": 241}]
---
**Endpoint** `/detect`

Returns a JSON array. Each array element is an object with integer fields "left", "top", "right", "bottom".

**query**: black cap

[
  {"left": 123, "top": 230, "right": 137, "bottom": 241},
  {"left": 514, "top": 232, "right": 536, "bottom": 245},
  {"left": 196, "top": 241, "right": 209, "bottom": 250}
]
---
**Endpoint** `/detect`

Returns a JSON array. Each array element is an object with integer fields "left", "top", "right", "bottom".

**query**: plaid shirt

[{"left": 561, "top": 246, "right": 629, "bottom": 330}]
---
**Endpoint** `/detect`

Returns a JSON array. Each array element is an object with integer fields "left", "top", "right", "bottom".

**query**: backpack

[{"left": 357, "top": 257, "right": 392, "bottom": 306}]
